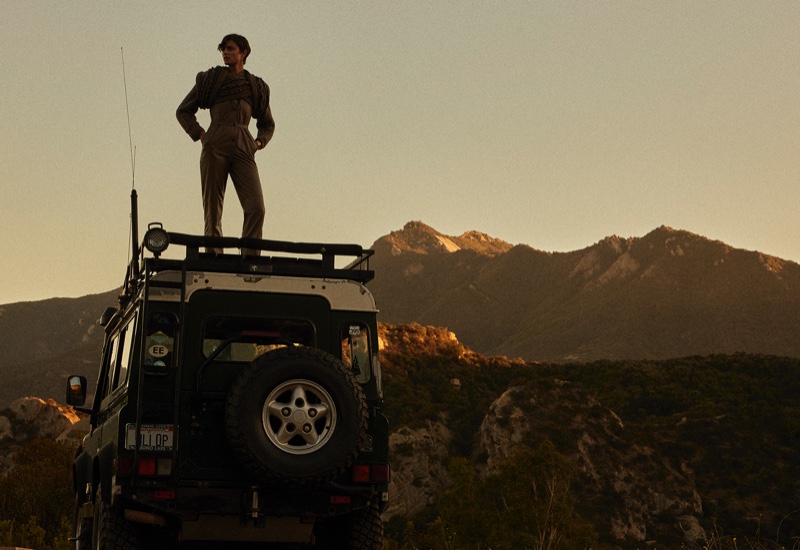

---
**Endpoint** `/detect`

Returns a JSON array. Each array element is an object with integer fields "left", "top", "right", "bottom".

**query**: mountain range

[
  {"left": 1, "top": 222, "right": 799, "bottom": 406},
  {"left": 369, "top": 221, "right": 800, "bottom": 362}
]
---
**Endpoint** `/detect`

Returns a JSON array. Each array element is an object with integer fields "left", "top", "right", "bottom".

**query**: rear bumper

[
  {"left": 117, "top": 482, "right": 386, "bottom": 536},
  {"left": 117, "top": 486, "right": 388, "bottom": 523}
]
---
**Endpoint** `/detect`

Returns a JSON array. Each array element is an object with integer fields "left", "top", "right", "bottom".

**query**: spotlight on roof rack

[{"left": 144, "top": 223, "right": 170, "bottom": 257}]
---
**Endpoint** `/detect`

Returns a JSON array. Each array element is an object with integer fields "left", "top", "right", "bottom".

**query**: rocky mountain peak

[
  {"left": 452, "top": 230, "right": 513, "bottom": 255},
  {"left": 372, "top": 221, "right": 512, "bottom": 257},
  {"left": 574, "top": 224, "right": 794, "bottom": 289}
]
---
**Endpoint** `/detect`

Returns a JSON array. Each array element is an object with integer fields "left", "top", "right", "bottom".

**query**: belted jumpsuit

[{"left": 177, "top": 68, "right": 275, "bottom": 253}]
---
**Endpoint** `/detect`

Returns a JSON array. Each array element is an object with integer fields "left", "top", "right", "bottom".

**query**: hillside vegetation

[
  {"left": 0, "top": 323, "right": 797, "bottom": 548},
  {"left": 379, "top": 323, "right": 800, "bottom": 549}
]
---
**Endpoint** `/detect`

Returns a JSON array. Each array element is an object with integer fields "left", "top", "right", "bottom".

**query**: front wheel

[
  {"left": 92, "top": 486, "right": 144, "bottom": 550},
  {"left": 73, "top": 494, "right": 92, "bottom": 550},
  {"left": 313, "top": 501, "right": 384, "bottom": 550},
  {"left": 348, "top": 500, "right": 384, "bottom": 550}
]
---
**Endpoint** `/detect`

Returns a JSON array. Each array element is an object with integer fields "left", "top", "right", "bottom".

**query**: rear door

[{"left": 177, "top": 290, "right": 331, "bottom": 481}]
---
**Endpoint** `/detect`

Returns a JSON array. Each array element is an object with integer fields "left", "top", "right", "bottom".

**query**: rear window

[
  {"left": 202, "top": 317, "right": 315, "bottom": 362},
  {"left": 340, "top": 323, "right": 372, "bottom": 383}
]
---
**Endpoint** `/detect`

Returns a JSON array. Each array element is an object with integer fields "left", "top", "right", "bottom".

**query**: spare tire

[{"left": 225, "top": 346, "right": 368, "bottom": 484}]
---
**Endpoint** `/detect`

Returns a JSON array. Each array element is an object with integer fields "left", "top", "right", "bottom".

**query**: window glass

[
  {"left": 115, "top": 322, "right": 135, "bottom": 389},
  {"left": 341, "top": 324, "right": 371, "bottom": 383},
  {"left": 104, "top": 318, "right": 137, "bottom": 393},
  {"left": 202, "top": 317, "right": 315, "bottom": 362},
  {"left": 103, "top": 336, "right": 120, "bottom": 399}
]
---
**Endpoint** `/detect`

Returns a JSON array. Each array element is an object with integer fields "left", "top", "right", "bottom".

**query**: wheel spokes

[{"left": 262, "top": 379, "right": 336, "bottom": 455}]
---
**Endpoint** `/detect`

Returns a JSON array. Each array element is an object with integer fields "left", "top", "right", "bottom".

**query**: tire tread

[{"left": 93, "top": 487, "right": 144, "bottom": 550}]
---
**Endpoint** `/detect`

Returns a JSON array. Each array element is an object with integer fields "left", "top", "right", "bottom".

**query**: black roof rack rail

[
  {"left": 167, "top": 232, "right": 369, "bottom": 265},
  {"left": 142, "top": 232, "right": 373, "bottom": 279},
  {"left": 119, "top": 227, "right": 375, "bottom": 308}
]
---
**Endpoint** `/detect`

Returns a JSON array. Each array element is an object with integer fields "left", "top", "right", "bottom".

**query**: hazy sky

[{"left": 2, "top": 2, "right": 799, "bottom": 305}]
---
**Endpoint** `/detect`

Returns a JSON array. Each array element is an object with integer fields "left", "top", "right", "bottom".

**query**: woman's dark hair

[{"left": 218, "top": 34, "right": 251, "bottom": 64}]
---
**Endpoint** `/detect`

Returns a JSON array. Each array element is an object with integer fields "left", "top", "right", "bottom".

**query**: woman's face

[{"left": 221, "top": 40, "right": 246, "bottom": 67}]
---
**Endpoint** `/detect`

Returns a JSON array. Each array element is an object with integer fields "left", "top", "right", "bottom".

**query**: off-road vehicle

[{"left": 67, "top": 215, "right": 388, "bottom": 548}]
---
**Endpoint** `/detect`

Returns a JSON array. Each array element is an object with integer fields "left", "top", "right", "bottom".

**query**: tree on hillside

[
  {"left": 430, "top": 441, "right": 600, "bottom": 550},
  {"left": 0, "top": 438, "right": 74, "bottom": 550}
]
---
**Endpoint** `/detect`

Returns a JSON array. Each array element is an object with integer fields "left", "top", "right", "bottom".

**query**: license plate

[{"left": 126, "top": 424, "right": 175, "bottom": 451}]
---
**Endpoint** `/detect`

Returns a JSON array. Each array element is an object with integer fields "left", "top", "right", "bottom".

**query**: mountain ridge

[{"left": 368, "top": 222, "right": 800, "bottom": 362}]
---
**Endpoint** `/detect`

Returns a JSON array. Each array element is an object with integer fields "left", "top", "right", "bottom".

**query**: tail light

[
  {"left": 351, "top": 464, "right": 390, "bottom": 484},
  {"left": 116, "top": 455, "right": 172, "bottom": 477},
  {"left": 370, "top": 463, "right": 390, "bottom": 483},
  {"left": 138, "top": 458, "right": 157, "bottom": 476}
]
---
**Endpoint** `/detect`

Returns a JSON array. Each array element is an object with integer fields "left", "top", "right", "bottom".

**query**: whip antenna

[
  {"left": 121, "top": 47, "right": 136, "bottom": 189},
  {"left": 121, "top": 47, "right": 140, "bottom": 288}
]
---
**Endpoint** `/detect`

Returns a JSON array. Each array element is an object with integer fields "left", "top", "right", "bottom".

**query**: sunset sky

[{"left": 2, "top": 2, "right": 799, "bottom": 304}]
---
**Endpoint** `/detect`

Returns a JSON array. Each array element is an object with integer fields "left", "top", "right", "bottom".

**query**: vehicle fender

[
  {"left": 73, "top": 451, "right": 92, "bottom": 501},
  {"left": 96, "top": 442, "right": 117, "bottom": 503}
]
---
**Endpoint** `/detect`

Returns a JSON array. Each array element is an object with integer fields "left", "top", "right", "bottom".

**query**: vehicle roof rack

[
  {"left": 121, "top": 227, "right": 375, "bottom": 305},
  {"left": 166, "top": 232, "right": 372, "bottom": 278}
]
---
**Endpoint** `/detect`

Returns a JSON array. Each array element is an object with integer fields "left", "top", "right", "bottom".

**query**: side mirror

[{"left": 66, "top": 375, "right": 87, "bottom": 406}]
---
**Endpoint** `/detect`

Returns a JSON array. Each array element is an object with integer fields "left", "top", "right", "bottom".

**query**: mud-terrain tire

[
  {"left": 225, "top": 346, "right": 368, "bottom": 485},
  {"left": 73, "top": 494, "right": 92, "bottom": 550},
  {"left": 91, "top": 486, "right": 144, "bottom": 550},
  {"left": 313, "top": 501, "right": 384, "bottom": 550},
  {"left": 348, "top": 500, "right": 384, "bottom": 550}
]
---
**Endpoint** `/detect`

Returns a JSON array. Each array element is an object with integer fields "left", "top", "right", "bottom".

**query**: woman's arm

[{"left": 176, "top": 86, "right": 205, "bottom": 141}]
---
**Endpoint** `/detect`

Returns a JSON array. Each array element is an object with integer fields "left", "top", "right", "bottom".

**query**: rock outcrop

[
  {"left": 479, "top": 382, "right": 705, "bottom": 544},
  {"left": 0, "top": 396, "right": 86, "bottom": 474},
  {"left": 6, "top": 397, "right": 82, "bottom": 439},
  {"left": 385, "top": 420, "right": 452, "bottom": 519}
]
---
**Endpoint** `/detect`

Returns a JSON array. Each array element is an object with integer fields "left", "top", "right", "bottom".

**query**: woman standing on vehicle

[{"left": 177, "top": 34, "right": 275, "bottom": 255}]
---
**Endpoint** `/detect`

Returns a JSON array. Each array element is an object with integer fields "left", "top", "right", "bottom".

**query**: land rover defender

[{"left": 67, "top": 222, "right": 388, "bottom": 549}]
